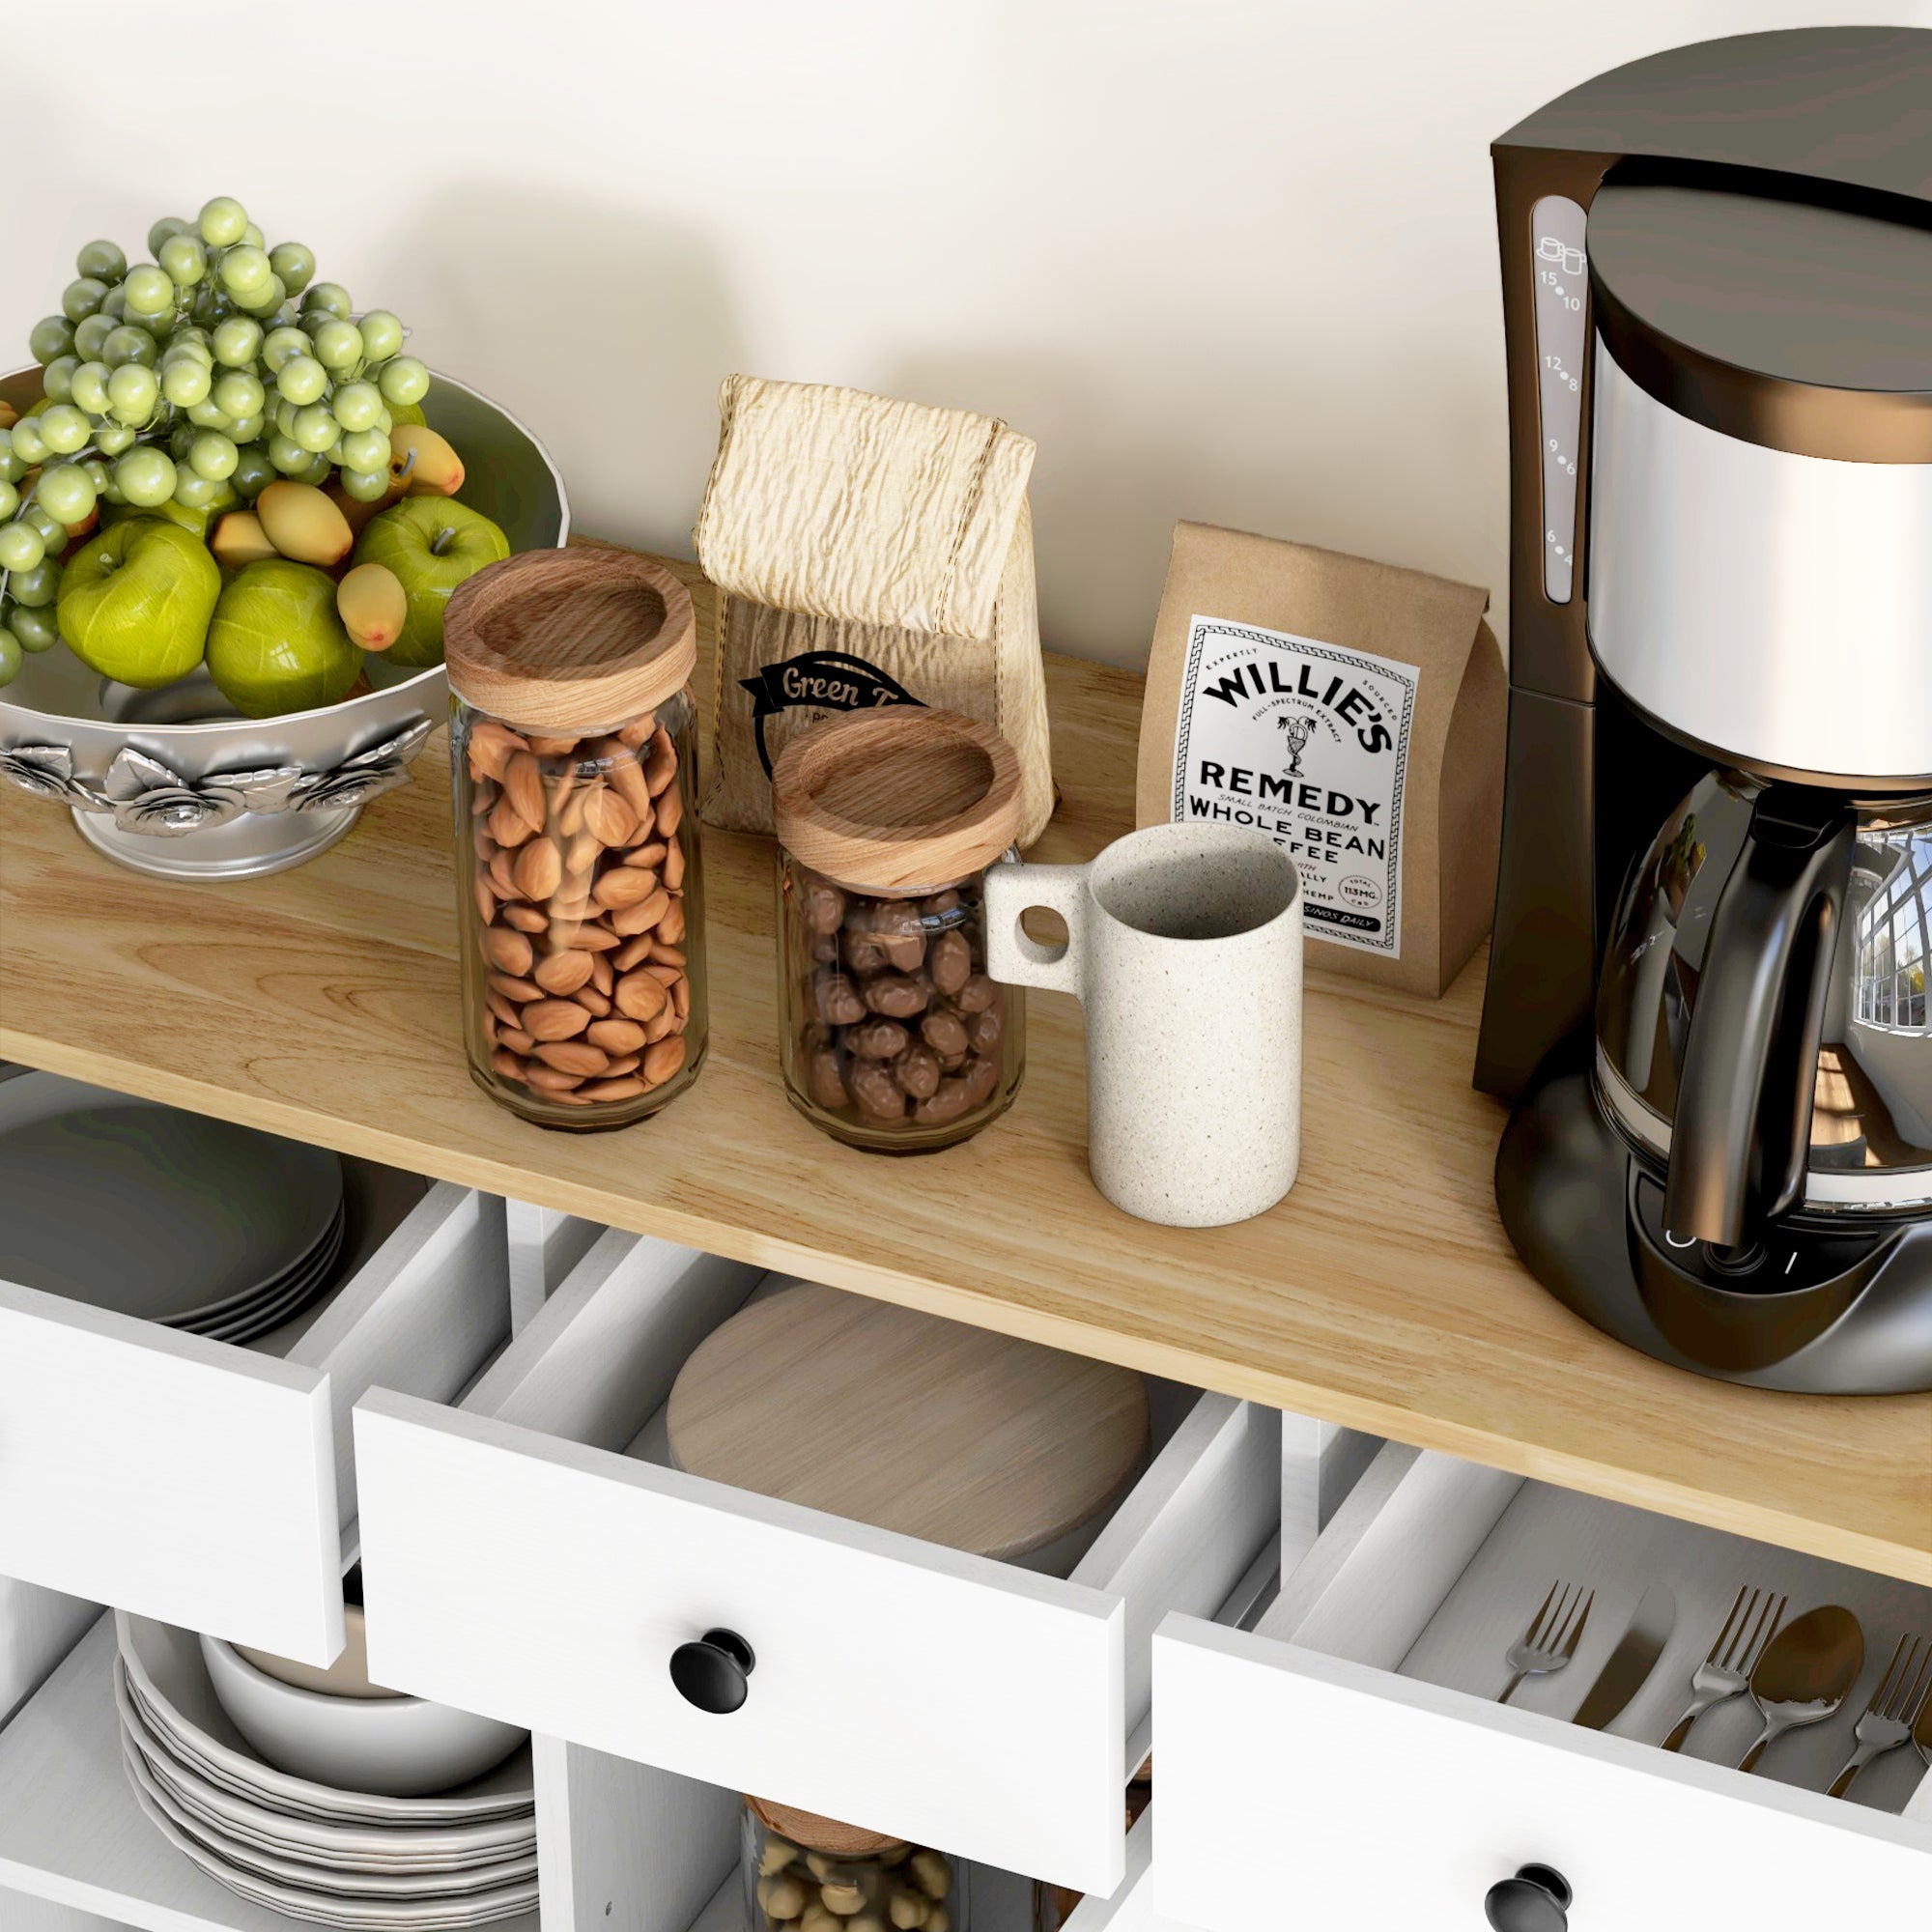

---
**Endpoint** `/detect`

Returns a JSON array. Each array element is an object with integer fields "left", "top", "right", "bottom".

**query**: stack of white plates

[
  {"left": 116, "top": 1617, "right": 537, "bottom": 1929},
  {"left": 0, "top": 1071, "right": 345, "bottom": 1346}
]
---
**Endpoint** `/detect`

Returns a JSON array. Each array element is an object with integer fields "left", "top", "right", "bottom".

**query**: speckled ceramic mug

[{"left": 985, "top": 822, "right": 1302, "bottom": 1226}]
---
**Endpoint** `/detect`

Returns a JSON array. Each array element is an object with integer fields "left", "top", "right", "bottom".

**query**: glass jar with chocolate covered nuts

[
  {"left": 443, "top": 548, "right": 706, "bottom": 1129},
  {"left": 771, "top": 708, "right": 1024, "bottom": 1152}
]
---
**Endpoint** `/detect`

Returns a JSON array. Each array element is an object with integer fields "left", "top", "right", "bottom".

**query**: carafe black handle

[
  {"left": 1663, "top": 787, "right": 1855, "bottom": 1248},
  {"left": 1485, "top": 1863, "right": 1572, "bottom": 1932}
]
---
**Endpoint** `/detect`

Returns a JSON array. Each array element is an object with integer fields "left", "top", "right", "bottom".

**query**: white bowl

[{"left": 199, "top": 1633, "right": 526, "bottom": 1799}]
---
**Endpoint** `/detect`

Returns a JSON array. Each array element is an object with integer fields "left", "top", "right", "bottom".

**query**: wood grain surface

[
  {"left": 2, "top": 554, "right": 1928, "bottom": 1581},
  {"left": 665, "top": 1282, "right": 1150, "bottom": 1560}
]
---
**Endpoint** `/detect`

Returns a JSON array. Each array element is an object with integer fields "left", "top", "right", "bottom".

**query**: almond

[
  {"left": 587, "top": 1018, "right": 647, "bottom": 1055},
  {"left": 663, "top": 839, "right": 686, "bottom": 890},
  {"left": 522, "top": 998, "right": 592, "bottom": 1041},
  {"left": 616, "top": 719, "right": 654, "bottom": 749},
  {"left": 643, "top": 961, "right": 682, "bottom": 987},
  {"left": 626, "top": 841, "right": 668, "bottom": 869},
  {"left": 468, "top": 721, "right": 527, "bottom": 782},
  {"left": 643, "top": 1005, "right": 679, "bottom": 1043},
  {"left": 603, "top": 741, "right": 654, "bottom": 817},
  {"left": 610, "top": 888, "right": 670, "bottom": 936},
  {"left": 602, "top": 1054, "right": 641, "bottom": 1077},
  {"left": 503, "top": 753, "right": 546, "bottom": 835},
  {"left": 656, "top": 783, "right": 685, "bottom": 838},
  {"left": 565, "top": 830, "right": 602, "bottom": 878},
  {"left": 527, "top": 734, "right": 579, "bottom": 757},
  {"left": 534, "top": 1039, "right": 610, "bottom": 1077},
  {"left": 487, "top": 800, "right": 533, "bottom": 846},
  {"left": 579, "top": 1075, "right": 646, "bottom": 1101},
  {"left": 533, "top": 949, "right": 594, "bottom": 996},
  {"left": 594, "top": 867, "right": 659, "bottom": 910},
  {"left": 672, "top": 976, "right": 691, "bottom": 1018},
  {"left": 656, "top": 899, "right": 687, "bottom": 946},
  {"left": 642, "top": 1037, "right": 687, "bottom": 1086},
  {"left": 500, "top": 1027, "right": 537, "bottom": 1054},
  {"left": 483, "top": 927, "right": 534, "bottom": 977},
  {"left": 613, "top": 935, "right": 653, "bottom": 971},
  {"left": 584, "top": 787, "right": 637, "bottom": 847},
  {"left": 590, "top": 952, "right": 614, "bottom": 996},
  {"left": 490, "top": 1047, "right": 531, "bottom": 1083},
  {"left": 613, "top": 970, "right": 669, "bottom": 1022},
  {"left": 643, "top": 726, "right": 677, "bottom": 797},
  {"left": 485, "top": 991, "right": 521, "bottom": 1030},
  {"left": 512, "top": 838, "right": 563, "bottom": 901},
  {"left": 487, "top": 850, "right": 521, "bottom": 899},
  {"left": 503, "top": 903, "right": 549, "bottom": 933},
  {"left": 577, "top": 985, "right": 612, "bottom": 1017},
  {"left": 648, "top": 940, "right": 686, "bottom": 967},
  {"left": 489, "top": 971, "right": 544, "bottom": 1004},
  {"left": 472, "top": 873, "right": 496, "bottom": 926},
  {"left": 526, "top": 1064, "right": 585, "bottom": 1093}
]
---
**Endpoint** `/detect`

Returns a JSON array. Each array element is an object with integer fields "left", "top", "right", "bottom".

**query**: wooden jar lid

[
  {"left": 770, "top": 708, "right": 1022, "bottom": 894},
  {"left": 443, "top": 548, "right": 696, "bottom": 735},
  {"left": 666, "top": 1283, "right": 1150, "bottom": 1564},
  {"left": 745, "top": 1795, "right": 907, "bottom": 1860}
]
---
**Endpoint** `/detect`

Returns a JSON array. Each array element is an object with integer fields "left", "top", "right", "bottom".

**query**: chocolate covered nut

[
  {"left": 803, "top": 877, "right": 846, "bottom": 933},
  {"left": 872, "top": 902, "right": 925, "bottom": 972},
  {"left": 961, "top": 1053, "right": 1001, "bottom": 1105},
  {"left": 815, "top": 973, "right": 867, "bottom": 1026},
  {"left": 921, "top": 1010, "right": 968, "bottom": 1057},
  {"left": 954, "top": 974, "right": 997, "bottom": 1013},
  {"left": 928, "top": 929, "right": 972, "bottom": 995},
  {"left": 811, "top": 931, "right": 839, "bottom": 963},
  {"left": 920, "top": 889, "right": 961, "bottom": 918},
  {"left": 843, "top": 917, "right": 888, "bottom": 975},
  {"left": 967, "top": 1006, "right": 1003, "bottom": 1054},
  {"left": 895, "top": 1043, "right": 942, "bottom": 1098},
  {"left": 849, "top": 1060, "right": 908, "bottom": 1121},
  {"left": 864, "top": 974, "right": 928, "bottom": 1018},
  {"left": 847, "top": 1020, "right": 910, "bottom": 1060},
  {"left": 912, "top": 1078, "right": 974, "bottom": 1126},
  {"left": 809, "top": 1049, "right": 850, "bottom": 1109}
]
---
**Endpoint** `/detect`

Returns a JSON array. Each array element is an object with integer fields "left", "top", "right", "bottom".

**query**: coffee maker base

[{"left": 1495, "top": 1038, "right": 1932, "bottom": 1394}]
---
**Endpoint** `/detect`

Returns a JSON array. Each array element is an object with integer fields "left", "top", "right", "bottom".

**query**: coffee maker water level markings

[{"left": 1530, "top": 197, "right": 1589, "bottom": 603}]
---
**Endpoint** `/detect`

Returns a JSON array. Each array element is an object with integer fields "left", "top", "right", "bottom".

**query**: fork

[
  {"left": 1498, "top": 1580, "right": 1594, "bottom": 1704},
  {"left": 1827, "top": 1634, "right": 1932, "bottom": 1798},
  {"left": 1662, "top": 1584, "right": 1787, "bottom": 1751}
]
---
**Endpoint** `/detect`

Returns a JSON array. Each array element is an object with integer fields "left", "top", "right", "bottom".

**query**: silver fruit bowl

[{"left": 0, "top": 365, "right": 567, "bottom": 880}]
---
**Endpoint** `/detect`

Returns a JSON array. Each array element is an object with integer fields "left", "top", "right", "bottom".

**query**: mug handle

[{"left": 984, "top": 863, "right": 1088, "bottom": 999}]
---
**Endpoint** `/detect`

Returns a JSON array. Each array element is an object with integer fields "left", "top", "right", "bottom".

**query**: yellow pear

[
  {"left": 211, "top": 510, "right": 279, "bottom": 569},
  {"left": 388, "top": 423, "right": 465, "bottom": 497},
  {"left": 336, "top": 561, "right": 408, "bottom": 652},
  {"left": 255, "top": 480, "right": 354, "bottom": 568}
]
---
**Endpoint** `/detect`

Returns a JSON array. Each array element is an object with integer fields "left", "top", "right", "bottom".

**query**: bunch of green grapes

[{"left": 0, "top": 194, "right": 430, "bottom": 687}]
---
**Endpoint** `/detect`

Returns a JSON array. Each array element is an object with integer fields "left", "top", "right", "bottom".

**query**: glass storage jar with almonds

[
  {"left": 443, "top": 548, "right": 705, "bottom": 1127},
  {"left": 772, "top": 709, "right": 1024, "bottom": 1151}
]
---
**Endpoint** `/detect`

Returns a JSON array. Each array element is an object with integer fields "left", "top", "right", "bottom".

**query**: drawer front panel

[
  {"left": 0, "top": 1284, "right": 340, "bottom": 1663},
  {"left": 355, "top": 1391, "right": 1127, "bottom": 1894},
  {"left": 1154, "top": 1618, "right": 1928, "bottom": 1932}
]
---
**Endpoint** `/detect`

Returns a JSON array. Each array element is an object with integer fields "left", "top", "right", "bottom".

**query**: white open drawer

[
  {"left": 353, "top": 1227, "right": 1279, "bottom": 1897},
  {"left": 1154, "top": 1442, "right": 1932, "bottom": 1932},
  {"left": 0, "top": 1113, "right": 512, "bottom": 1668}
]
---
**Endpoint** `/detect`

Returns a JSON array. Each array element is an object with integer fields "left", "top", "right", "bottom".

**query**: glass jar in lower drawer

[{"left": 745, "top": 1796, "right": 968, "bottom": 1932}]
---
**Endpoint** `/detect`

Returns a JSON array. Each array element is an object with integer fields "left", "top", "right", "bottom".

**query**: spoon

[
  {"left": 1738, "top": 1605, "right": 1864, "bottom": 1774},
  {"left": 1917, "top": 1659, "right": 1932, "bottom": 1767}
]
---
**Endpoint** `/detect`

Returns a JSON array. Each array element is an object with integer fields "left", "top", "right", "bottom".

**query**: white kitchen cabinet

[
  {"left": 1154, "top": 1442, "right": 1932, "bottom": 1932},
  {"left": 352, "top": 1227, "right": 1282, "bottom": 1899},
  {"left": 0, "top": 1165, "right": 513, "bottom": 1666}
]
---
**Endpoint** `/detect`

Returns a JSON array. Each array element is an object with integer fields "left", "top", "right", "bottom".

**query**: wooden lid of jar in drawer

[{"left": 666, "top": 1282, "right": 1150, "bottom": 1563}]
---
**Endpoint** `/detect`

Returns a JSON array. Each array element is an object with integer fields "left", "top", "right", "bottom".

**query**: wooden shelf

[{"left": 2, "top": 557, "right": 1927, "bottom": 1584}]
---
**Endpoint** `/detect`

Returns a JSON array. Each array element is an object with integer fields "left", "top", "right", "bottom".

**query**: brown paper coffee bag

[{"left": 1136, "top": 522, "right": 1504, "bottom": 998}]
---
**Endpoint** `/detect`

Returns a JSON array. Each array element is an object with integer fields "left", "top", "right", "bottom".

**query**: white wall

[{"left": 2, "top": 0, "right": 1915, "bottom": 667}]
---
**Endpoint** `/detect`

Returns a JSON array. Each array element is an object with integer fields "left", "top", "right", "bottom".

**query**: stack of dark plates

[{"left": 0, "top": 1071, "right": 345, "bottom": 1345}]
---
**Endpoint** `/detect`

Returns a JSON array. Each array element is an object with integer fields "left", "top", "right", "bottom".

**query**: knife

[{"left": 1571, "top": 1581, "right": 1676, "bottom": 1731}]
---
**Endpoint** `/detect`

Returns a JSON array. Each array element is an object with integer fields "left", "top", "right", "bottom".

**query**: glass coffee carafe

[{"left": 1596, "top": 769, "right": 1932, "bottom": 1235}]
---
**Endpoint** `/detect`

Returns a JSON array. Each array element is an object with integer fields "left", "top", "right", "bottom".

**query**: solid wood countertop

[{"left": 2, "top": 557, "right": 1927, "bottom": 1582}]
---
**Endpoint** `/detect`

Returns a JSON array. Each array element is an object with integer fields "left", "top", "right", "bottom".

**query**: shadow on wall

[
  {"left": 384, "top": 182, "right": 747, "bottom": 563},
  {"left": 885, "top": 336, "right": 1503, "bottom": 668}
]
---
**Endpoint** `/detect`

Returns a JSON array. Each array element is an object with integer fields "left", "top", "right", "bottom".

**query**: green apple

[
  {"left": 205, "top": 559, "right": 362, "bottom": 718},
  {"left": 100, "top": 483, "right": 236, "bottom": 543},
  {"left": 351, "top": 495, "right": 509, "bottom": 668},
  {"left": 57, "top": 519, "right": 219, "bottom": 688}
]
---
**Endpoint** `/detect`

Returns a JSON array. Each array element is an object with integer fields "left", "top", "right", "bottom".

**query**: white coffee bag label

[{"left": 1170, "top": 614, "right": 1419, "bottom": 957}]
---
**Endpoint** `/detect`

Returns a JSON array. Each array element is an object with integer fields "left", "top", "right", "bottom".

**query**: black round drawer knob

[
  {"left": 1485, "top": 1863, "right": 1572, "bottom": 1932},
  {"left": 668, "top": 1628, "right": 755, "bottom": 1714}
]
